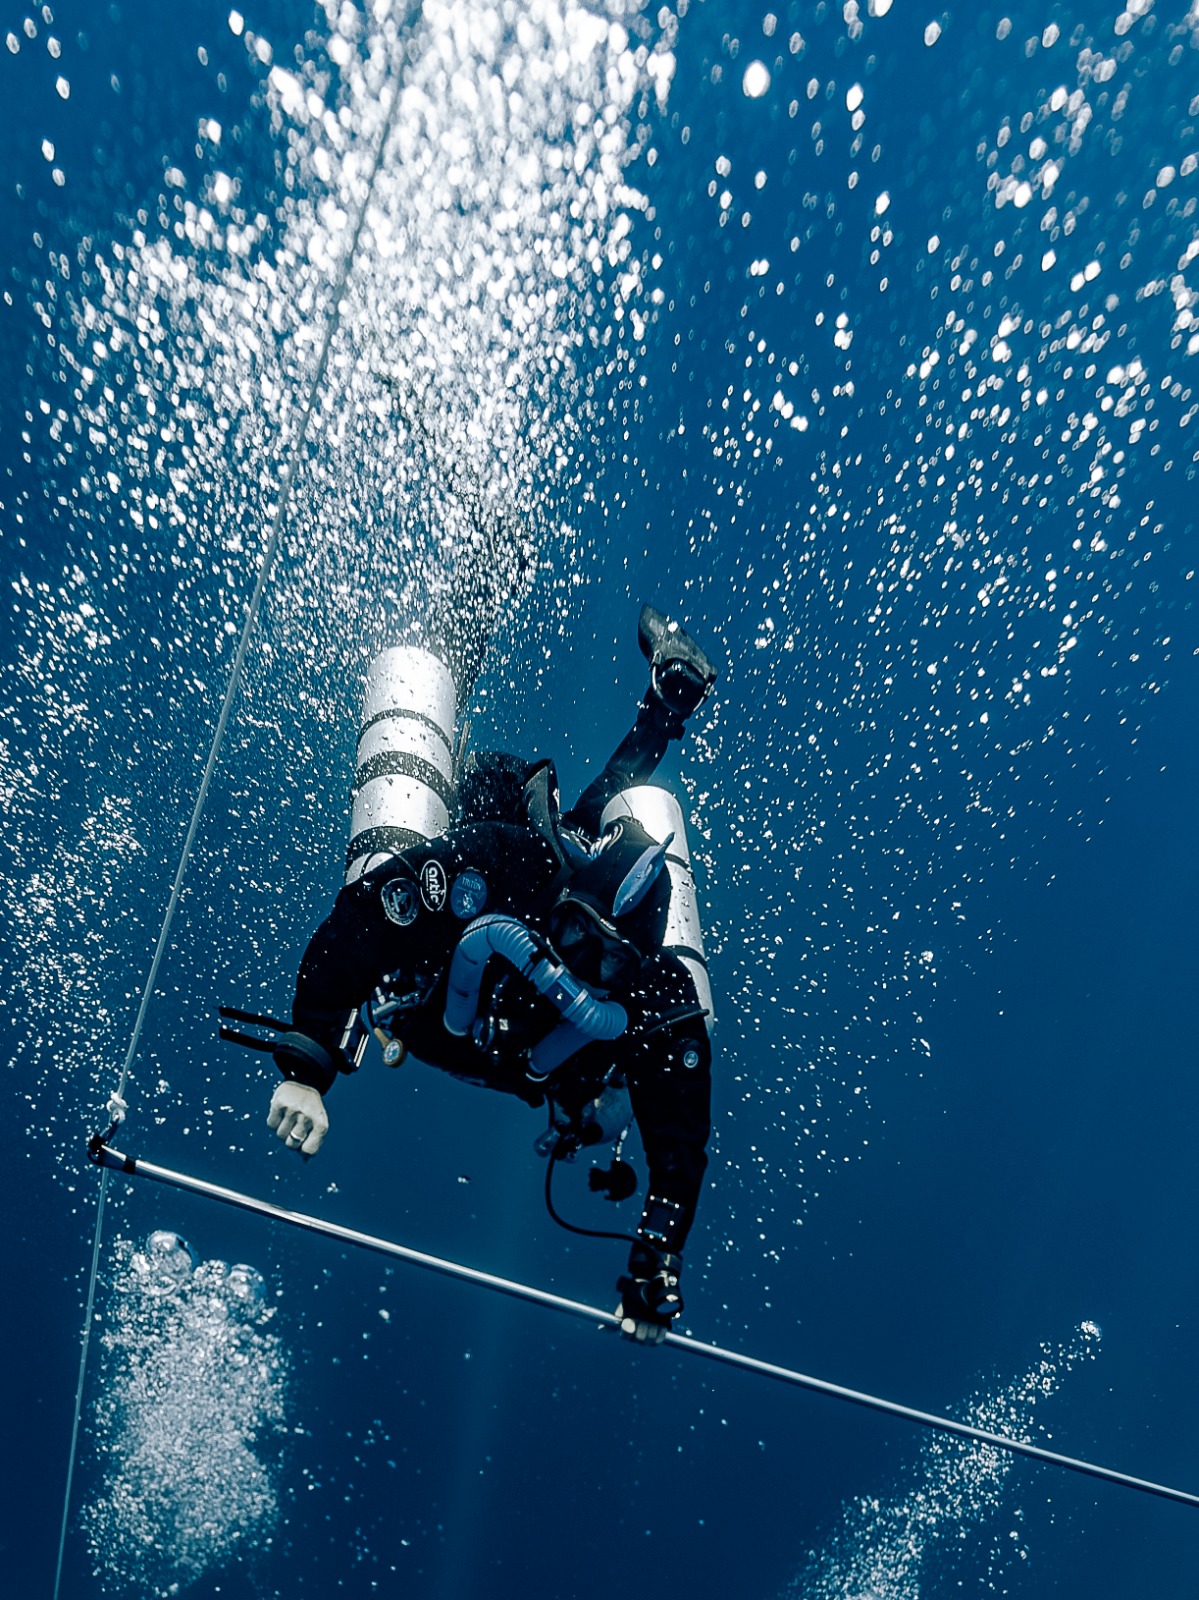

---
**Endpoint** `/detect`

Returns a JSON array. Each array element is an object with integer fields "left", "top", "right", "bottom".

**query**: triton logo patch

[{"left": 449, "top": 869, "right": 488, "bottom": 919}]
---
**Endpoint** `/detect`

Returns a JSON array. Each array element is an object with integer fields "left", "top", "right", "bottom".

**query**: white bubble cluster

[
  {"left": 275, "top": 0, "right": 676, "bottom": 686},
  {"left": 84, "top": 1233, "right": 287, "bottom": 1595},
  {"left": 2, "top": 777, "right": 146, "bottom": 1143},
  {"left": 786, "top": 1325, "right": 1102, "bottom": 1598}
]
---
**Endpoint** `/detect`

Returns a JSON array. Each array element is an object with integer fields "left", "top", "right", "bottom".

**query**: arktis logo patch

[{"left": 419, "top": 858, "right": 449, "bottom": 912}]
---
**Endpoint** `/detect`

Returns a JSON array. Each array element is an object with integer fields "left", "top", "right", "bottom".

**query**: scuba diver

[{"left": 261, "top": 606, "right": 716, "bottom": 1343}]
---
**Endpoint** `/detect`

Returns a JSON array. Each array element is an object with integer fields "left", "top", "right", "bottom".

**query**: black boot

[{"left": 637, "top": 605, "right": 717, "bottom": 731}]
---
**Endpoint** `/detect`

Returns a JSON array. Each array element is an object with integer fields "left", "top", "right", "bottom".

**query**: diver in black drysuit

[{"left": 267, "top": 607, "right": 717, "bottom": 1341}]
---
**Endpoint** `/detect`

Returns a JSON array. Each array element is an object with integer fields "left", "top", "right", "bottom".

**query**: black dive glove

[{"left": 616, "top": 1241, "right": 683, "bottom": 1345}]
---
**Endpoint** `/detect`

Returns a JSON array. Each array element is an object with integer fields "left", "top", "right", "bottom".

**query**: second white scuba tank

[
  {"left": 598, "top": 785, "right": 714, "bottom": 1031},
  {"left": 345, "top": 646, "right": 458, "bottom": 884}
]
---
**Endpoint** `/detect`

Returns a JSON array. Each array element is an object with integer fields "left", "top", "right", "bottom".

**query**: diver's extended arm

[
  {"left": 626, "top": 1034, "right": 711, "bottom": 1256},
  {"left": 276, "top": 876, "right": 392, "bottom": 1094},
  {"left": 621, "top": 959, "right": 713, "bottom": 1255},
  {"left": 596, "top": 951, "right": 711, "bottom": 1339}
]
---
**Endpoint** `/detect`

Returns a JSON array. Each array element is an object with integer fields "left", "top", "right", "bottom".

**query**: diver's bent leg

[
  {"left": 563, "top": 699, "right": 674, "bottom": 835},
  {"left": 565, "top": 609, "right": 716, "bottom": 836}
]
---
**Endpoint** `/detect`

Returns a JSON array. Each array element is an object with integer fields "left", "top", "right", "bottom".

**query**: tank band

[
  {"left": 353, "top": 750, "right": 455, "bottom": 805},
  {"left": 345, "top": 825, "right": 429, "bottom": 870},
  {"left": 358, "top": 704, "right": 453, "bottom": 754}
]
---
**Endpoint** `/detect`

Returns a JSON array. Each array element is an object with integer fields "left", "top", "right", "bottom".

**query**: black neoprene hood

[{"left": 563, "top": 819, "right": 672, "bottom": 956}]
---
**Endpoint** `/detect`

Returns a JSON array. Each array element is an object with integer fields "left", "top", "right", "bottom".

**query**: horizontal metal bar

[{"left": 89, "top": 1141, "right": 1199, "bottom": 1511}]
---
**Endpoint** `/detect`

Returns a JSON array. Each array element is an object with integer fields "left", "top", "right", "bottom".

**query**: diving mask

[{"left": 547, "top": 895, "right": 642, "bottom": 991}]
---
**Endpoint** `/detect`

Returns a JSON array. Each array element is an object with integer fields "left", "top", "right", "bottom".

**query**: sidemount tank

[
  {"left": 598, "top": 785, "right": 714, "bottom": 1031},
  {"left": 345, "top": 647, "right": 458, "bottom": 884}
]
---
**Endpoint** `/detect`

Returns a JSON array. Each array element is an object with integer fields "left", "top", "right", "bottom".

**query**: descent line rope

[{"left": 52, "top": 39, "right": 414, "bottom": 1599}]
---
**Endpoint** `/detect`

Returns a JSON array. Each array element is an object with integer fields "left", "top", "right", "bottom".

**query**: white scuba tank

[
  {"left": 345, "top": 647, "right": 458, "bottom": 884},
  {"left": 598, "top": 785, "right": 714, "bottom": 1031}
]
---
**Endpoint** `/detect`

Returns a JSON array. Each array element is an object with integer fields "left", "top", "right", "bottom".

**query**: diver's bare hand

[{"left": 268, "top": 1081, "right": 329, "bottom": 1157}]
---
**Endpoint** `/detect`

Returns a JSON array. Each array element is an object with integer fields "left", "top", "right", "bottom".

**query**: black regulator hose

[{"left": 543, "top": 1130, "right": 640, "bottom": 1247}]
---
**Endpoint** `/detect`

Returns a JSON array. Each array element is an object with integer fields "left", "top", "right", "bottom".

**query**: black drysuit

[{"left": 278, "top": 721, "right": 713, "bottom": 1254}]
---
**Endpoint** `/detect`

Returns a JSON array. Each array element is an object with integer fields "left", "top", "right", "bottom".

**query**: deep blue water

[{"left": 3, "top": 0, "right": 1198, "bottom": 1595}]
